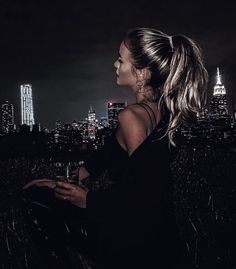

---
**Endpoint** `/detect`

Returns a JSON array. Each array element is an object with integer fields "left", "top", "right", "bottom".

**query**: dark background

[{"left": 0, "top": 0, "right": 235, "bottom": 129}]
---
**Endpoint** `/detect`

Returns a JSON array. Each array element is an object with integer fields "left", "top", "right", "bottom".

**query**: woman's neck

[
  {"left": 134, "top": 94, "right": 161, "bottom": 124},
  {"left": 135, "top": 93, "right": 145, "bottom": 103},
  {"left": 135, "top": 92, "right": 155, "bottom": 104},
  {"left": 134, "top": 85, "right": 155, "bottom": 104}
]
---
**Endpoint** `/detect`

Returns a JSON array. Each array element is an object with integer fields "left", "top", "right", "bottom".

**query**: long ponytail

[{"left": 160, "top": 35, "right": 208, "bottom": 145}]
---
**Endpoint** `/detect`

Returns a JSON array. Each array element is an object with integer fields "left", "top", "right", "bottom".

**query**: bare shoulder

[
  {"left": 117, "top": 105, "right": 148, "bottom": 155},
  {"left": 118, "top": 104, "right": 145, "bottom": 126}
]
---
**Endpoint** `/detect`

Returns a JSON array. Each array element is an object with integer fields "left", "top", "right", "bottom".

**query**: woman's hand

[
  {"left": 23, "top": 179, "right": 57, "bottom": 189},
  {"left": 54, "top": 181, "right": 88, "bottom": 208},
  {"left": 22, "top": 178, "right": 88, "bottom": 208}
]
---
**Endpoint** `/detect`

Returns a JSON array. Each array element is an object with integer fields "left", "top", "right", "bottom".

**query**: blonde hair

[{"left": 124, "top": 28, "right": 208, "bottom": 145}]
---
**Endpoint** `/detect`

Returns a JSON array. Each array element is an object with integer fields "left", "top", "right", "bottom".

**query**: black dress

[{"left": 83, "top": 119, "right": 183, "bottom": 268}]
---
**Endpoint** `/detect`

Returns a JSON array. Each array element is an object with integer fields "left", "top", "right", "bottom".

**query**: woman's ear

[
  {"left": 136, "top": 68, "right": 151, "bottom": 81},
  {"left": 143, "top": 68, "right": 151, "bottom": 80}
]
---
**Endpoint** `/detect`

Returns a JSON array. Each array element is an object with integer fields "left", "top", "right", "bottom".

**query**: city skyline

[
  {"left": 0, "top": 67, "right": 234, "bottom": 130},
  {"left": 0, "top": 1, "right": 235, "bottom": 128}
]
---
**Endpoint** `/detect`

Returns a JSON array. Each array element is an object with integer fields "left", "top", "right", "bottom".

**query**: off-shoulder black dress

[{"left": 83, "top": 119, "right": 183, "bottom": 268}]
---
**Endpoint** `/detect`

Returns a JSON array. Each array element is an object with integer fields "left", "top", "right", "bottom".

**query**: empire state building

[{"left": 209, "top": 67, "right": 228, "bottom": 116}]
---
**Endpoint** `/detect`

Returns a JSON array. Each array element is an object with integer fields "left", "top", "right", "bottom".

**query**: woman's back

[{"left": 85, "top": 104, "right": 182, "bottom": 268}]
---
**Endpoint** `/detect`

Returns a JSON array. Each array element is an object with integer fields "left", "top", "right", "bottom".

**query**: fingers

[
  {"left": 54, "top": 185, "right": 73, "bottom": 197},
  {"left": 54, "top": 192, "right": 69, "bottom": 201},
  {"left": 23, "top": 179, "right": 56, "bottom": 189},
  {"left": 56, "top": 181, "right": 76, "bottom": 190},
  {"left": 35, "top": 181, "right": 57, "bottom": 189},
  {"left": 54, "top": 183, "right": 87, "bottom": 200},
  {"left": 54, "top": 185, "right": 77, "bottom": 202}
]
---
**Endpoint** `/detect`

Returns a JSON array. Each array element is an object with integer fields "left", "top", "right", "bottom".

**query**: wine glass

[{"left": 64, "top": 161, "right": 79, "bottom": 184}]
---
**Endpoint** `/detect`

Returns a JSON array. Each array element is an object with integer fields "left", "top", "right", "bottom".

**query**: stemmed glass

[
  {"left": 53, "top": 161, "right": 77, "bottom": 184},
  {"left": 65, "top": 162, "right": 79, "bottom": 184}
]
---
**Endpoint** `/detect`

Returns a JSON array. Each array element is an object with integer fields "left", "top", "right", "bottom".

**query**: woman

[{"left": 22, "top": 28, "right": 208, "bottom": 269}]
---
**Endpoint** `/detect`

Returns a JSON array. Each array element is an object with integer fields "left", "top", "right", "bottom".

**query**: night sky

[{"left": 0, "top": 0, "right": 235, "bottom": 128}]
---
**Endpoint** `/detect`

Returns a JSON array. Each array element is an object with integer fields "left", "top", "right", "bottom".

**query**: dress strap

[
  {"left": 136, "top": 103, "right": 156, "bottom": 129},
  {"left": 141, "top": 102, "right": 157, "bottom": 124}
]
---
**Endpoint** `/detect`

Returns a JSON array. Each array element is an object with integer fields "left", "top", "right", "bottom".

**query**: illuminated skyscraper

[
  {"left": 210, "top": 68, "right": 228, "bottom": 116},
  {"left": 213, "top": 67, "right": 226, "bottom": 95},
  {"left": 88, "top": 105, "right": 96, "bottom": 140},
  {"left": 72, "top": 120, "right": 79, "bottom": 130},
  {"left": 21, "top": 84, "right": 35, "bottom": 127},
  {"left": 55, "top": 119, "right": 62, "bottom": 132},
  {"left": 1, "top": 101, "right": 14, "bottom": 133},
  {"left": 108, "top": 102, "right": 126, "bottom": 129},
  {"left": 100, "top": 117, "right": 109, "bottom": 128}
]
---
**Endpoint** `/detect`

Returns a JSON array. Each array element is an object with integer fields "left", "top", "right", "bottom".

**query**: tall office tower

[
  {"left": 87, "top": 105, "right": 96, "bottom": 140},
  {"left": 21, "top": 84, "right": 35, "bottom": 127},
  {"left": 100, "top": 117, "right": 109, "bottom": 128},
  {"left": 72, "top": 120, "right": 79, "bottom": 130},
  {"left": 55, "top": 119, "right": 62, "bottom": 132},
  {"left": 108, "top": 102, "right": 126, "bottom": 129},
  {"left": 81, "top": 119, "right": 89, "bottom": 142},
  {"left": 209, "top": 67, "right": 228, "bottom": 116},
  {"left": 1, "top": 101, "right": 14, "bottom": 133}
]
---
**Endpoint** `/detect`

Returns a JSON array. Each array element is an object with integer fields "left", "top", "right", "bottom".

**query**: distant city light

[
  {"left": 107, "top": 102, "right": 126, "bottom": 130},
  {"left": 1, "top": 101, "right": 15, "bottom": 133}
]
